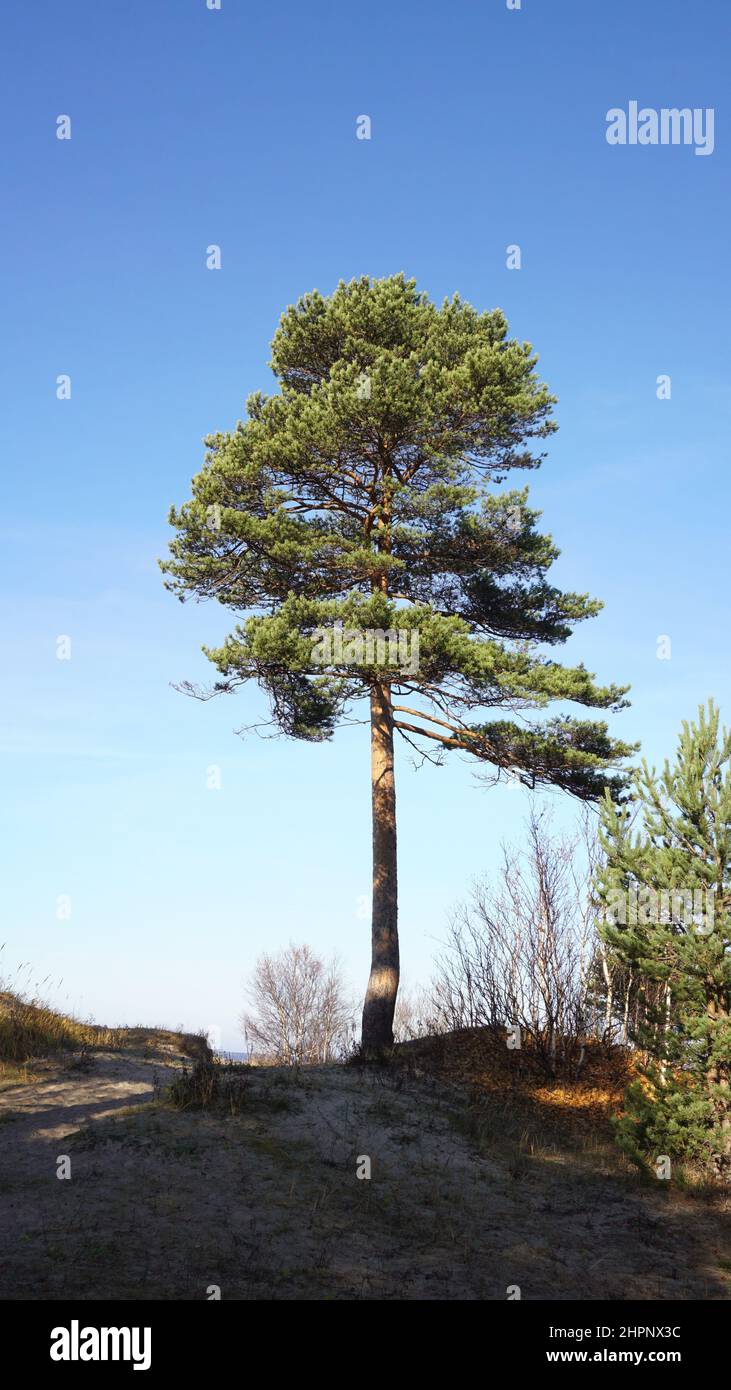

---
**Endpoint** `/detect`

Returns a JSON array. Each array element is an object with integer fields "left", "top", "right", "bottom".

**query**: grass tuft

[{"left": 167, "top": 1058, "right": 251, "bottom": 1114}]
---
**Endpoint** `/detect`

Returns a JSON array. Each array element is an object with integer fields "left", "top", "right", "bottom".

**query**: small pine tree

[{"left": 597, "top": 701, "right": 731, "bottom": 1175}]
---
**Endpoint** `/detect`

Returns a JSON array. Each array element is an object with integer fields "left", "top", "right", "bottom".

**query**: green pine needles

[
  {"left": 598, "top": 701, "right": 731, "bottom": 1175},
  {"left": 162, "top": 274, "right": 634, "bottom": 1047},
  {"left": 162, "top": 275, "right": 632, "bottom": 793}
]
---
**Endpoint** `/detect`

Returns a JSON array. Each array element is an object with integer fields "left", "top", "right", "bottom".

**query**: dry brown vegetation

[
  {"left": 400, "top": 1028, "right": 636, "bottom": 1136},
  {"left": 0, "top": 990, "right": 207, "bottom": 1092},
  {"left": 0, "top": 990, "right": 123, "bottom": 1070}
]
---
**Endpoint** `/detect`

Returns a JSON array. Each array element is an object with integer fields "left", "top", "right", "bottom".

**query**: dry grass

[
  {"left": 167, "top": 1057, "right": 250, "bottom": 1113},
  {"left": 0, "top": 989, "right": 209, "bottom": 1081},
  {"left": 0, "top": 990, "right": 123, "bottom": 1065},
  {"left": 397, "top": 1028, "right": 635, "bottom": 1139}
]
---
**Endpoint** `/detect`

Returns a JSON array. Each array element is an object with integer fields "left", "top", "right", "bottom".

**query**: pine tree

[
  {"left": 161, "top": 274, "right": 633, "bottom": 1050},
  {"left": 597, "top": 701, "right": 731, "bottom": 1174}
]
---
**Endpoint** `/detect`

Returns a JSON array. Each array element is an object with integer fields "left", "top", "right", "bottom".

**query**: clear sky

[{"left": 1, "top": 0, "right": 729, "bottom": 1048}]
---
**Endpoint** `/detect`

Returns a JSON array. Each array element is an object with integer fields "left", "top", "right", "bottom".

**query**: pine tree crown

[{"left": 161, "top": 274, "right": 635, "bottom": 799}]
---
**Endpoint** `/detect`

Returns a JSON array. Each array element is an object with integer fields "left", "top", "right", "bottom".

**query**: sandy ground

[{"left": 0, "top": 1048, "right": 729, "bottom": 1300}]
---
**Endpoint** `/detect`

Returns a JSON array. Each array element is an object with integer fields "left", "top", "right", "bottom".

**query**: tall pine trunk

[{"left": 361, "top": 679, "right": 399, "bottom": 1050}]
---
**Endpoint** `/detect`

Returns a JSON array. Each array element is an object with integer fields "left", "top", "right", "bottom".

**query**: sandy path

[
  {"left": 0, "top": 1055, "right": 728, "bottom": 1300},
  {"left": 1, "top": 1052, "right": 178, "bottom": 1146}
]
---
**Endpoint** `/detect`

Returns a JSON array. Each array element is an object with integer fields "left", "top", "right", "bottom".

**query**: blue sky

[{"left": 1, "top": 0, "right": 729, "bottom": 1047}]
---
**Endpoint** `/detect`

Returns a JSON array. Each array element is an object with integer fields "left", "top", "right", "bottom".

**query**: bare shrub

[
  {"left": 392, "top": 985, "right": 440, "bottom": 1043},
  {"left": 430, "top": 809, "right": 602, "bottom": 1077},
  {"left": 242, "top": 943, "right": 355, "bottom": 1065}
]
